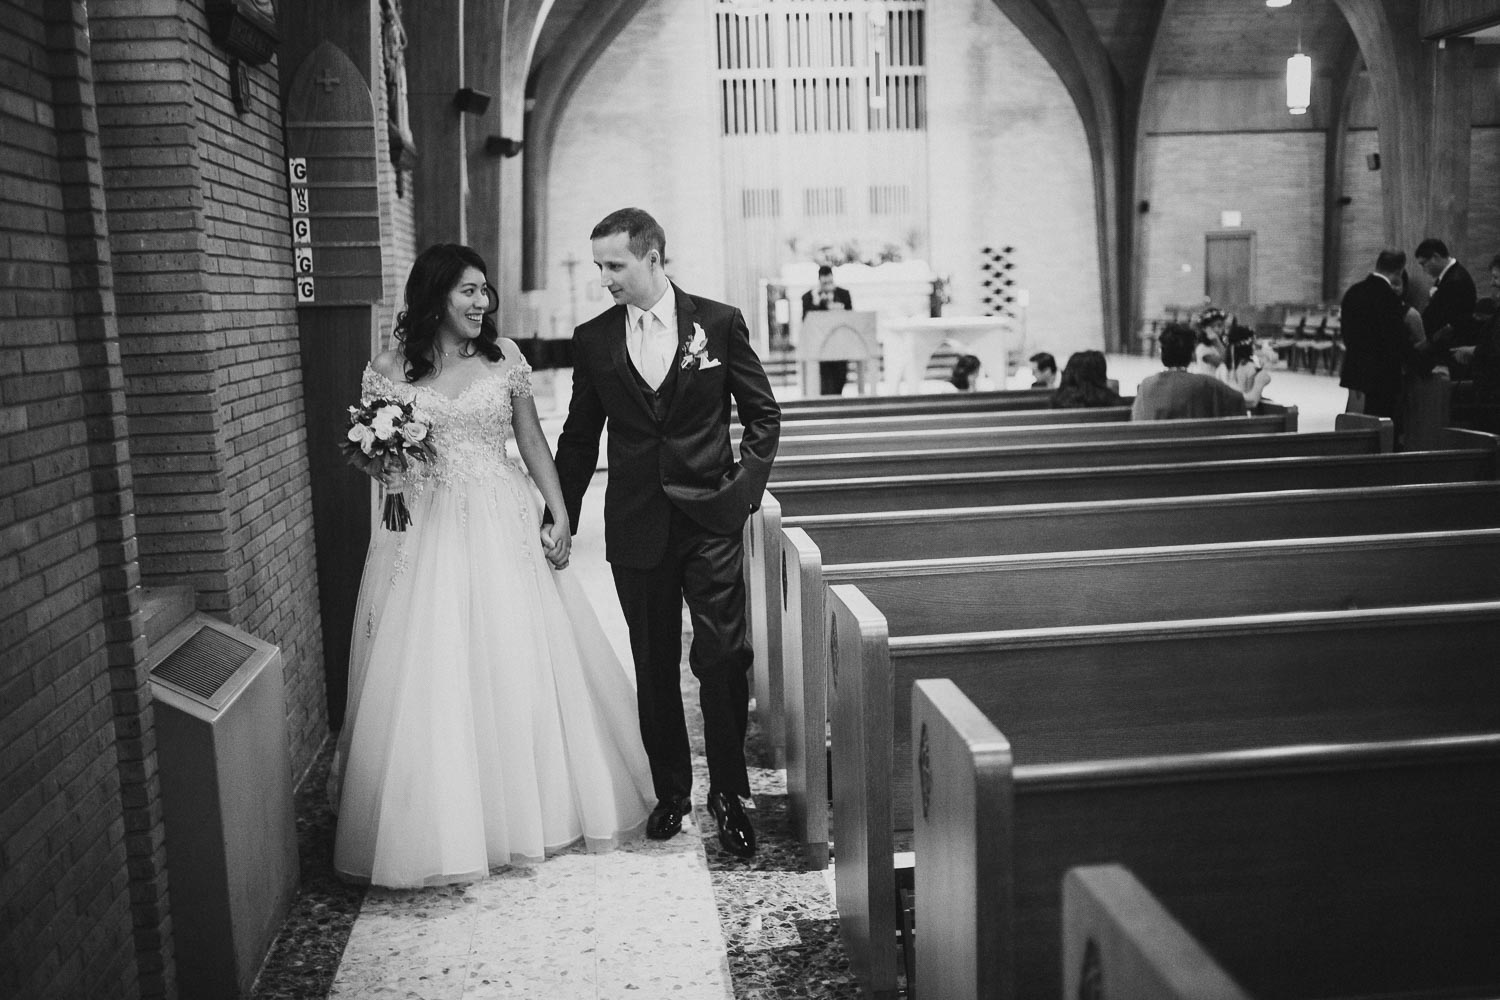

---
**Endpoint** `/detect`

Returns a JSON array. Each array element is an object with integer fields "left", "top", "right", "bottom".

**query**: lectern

[{"left": 800, "top": 310, "right": 879, "bottom": 396}]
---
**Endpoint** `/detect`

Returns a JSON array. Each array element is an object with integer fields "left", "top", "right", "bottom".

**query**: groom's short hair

[{"left": 591, "top": 208, "right": 666, "bottom": 263}]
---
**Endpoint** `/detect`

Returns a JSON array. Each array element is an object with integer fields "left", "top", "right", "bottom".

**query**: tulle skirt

[{"left": 331, "top": 462, "right": 654, "bottom": 888}]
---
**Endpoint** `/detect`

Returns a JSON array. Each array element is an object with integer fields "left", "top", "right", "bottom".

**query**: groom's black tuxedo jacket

[{"left": 554, "top": 283, "right": 781, "bottom": 570}]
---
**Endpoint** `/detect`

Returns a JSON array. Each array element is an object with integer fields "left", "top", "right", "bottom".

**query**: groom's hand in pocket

[{"left": 541, "top": 522, "right": 571, "bottom": 569}]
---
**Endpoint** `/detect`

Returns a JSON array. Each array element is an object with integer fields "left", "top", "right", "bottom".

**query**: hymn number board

[{"left": 284, "top": 41, "right": 384, "bottom": 306}]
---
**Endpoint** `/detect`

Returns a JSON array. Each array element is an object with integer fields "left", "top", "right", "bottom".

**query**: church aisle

[{"left": 253, "top": 382, "right": 860, "bottom": 999}]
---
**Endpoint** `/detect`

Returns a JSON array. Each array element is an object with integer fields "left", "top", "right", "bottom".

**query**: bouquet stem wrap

[{"left": 382, "top": 490, "right": 413, "bottom": 532}]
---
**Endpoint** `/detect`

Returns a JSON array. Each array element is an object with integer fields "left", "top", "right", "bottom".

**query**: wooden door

[{"left": 1205, "top": 231, "right": 1253, "bottom": 309}]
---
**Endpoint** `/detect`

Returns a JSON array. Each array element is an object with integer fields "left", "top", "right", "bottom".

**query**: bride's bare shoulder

[{"left": 370, "top": 350, "right": 406, "bottom": 382}]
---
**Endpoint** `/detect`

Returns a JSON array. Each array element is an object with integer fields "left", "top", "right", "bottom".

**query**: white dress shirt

[{"left": 626, "top": 285, "right": 678, "bottom": 389}]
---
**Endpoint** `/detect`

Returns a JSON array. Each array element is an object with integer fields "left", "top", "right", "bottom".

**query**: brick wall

[
  {"left": 1, "top": 1, "right": 150, "bottom": 996},
  {"left": 181, "top": 3, "right": 327, "bottom": 773},
  {"left": 1338, "top": 129, "right": 1386, "bottom": 294},
  {"left": 90, "top": 2, "right": 326, "bottom": 779},
  {"left": 1140, "top": 129, "right": 1328, "bottom": 315}
]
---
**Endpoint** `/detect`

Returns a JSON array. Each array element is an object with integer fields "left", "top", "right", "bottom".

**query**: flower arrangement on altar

[
  {"left": 790, "top": 236, "right": 908, "bottom": 269},
  {"left": 341, "top": 396, "right": 435, "bottom": 531}
]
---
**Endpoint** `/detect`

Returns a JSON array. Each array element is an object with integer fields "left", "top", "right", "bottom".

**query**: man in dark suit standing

[
  {"left": 801, "top": 264, "right": 854, "bottom": 396},
  {"left": 553, "top": 208, "right": 781, "bottom": 859},
  {"left": 1416, "top": 237, "right": 1477, "bottom": 351},
  {"left": 1339, "top": 249, "right": 1412, "bottom": 420}
]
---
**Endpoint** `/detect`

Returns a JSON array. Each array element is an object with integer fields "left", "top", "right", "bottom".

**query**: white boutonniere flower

[{"left": 681, "top": 322, "right": 719, "bottom": 371}]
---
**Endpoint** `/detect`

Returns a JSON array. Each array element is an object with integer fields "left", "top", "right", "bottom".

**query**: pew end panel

[
  {"left": 1062, "top": 865, "right": 1253, "bottom": 1000},
  {"left": 1333, "top": 411, "right": 1394, "bottom": 451},
  {"left": 912, "top": 679, "right": 1015, "bottom": 1000},
  {"left": 781, "top": 526, "right": 829, "bottom": 868},
  {"left": 827, "top": 583, "right": 899, "bottom": 1000},
  {"left": 746, "top": 491, "right": 785, "bottom": 766}
]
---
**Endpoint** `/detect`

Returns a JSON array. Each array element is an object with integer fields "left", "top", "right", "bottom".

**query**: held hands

[{"left": 541, "top": 520, "right": 572, "bottom": 570}]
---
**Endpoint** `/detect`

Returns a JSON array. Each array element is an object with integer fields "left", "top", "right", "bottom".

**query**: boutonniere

[{"left": 681, "top": 323, "right": 720, "bottom": 371}]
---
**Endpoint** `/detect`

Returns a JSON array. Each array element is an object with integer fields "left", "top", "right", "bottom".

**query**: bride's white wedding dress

[{"left": 332, "top": 359, "right": 654, "bottom": 888}]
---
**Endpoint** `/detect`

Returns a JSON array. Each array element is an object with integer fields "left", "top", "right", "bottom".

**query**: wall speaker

[{"left": 1366, "top": 152, "right": 1381, "bottom": 171}]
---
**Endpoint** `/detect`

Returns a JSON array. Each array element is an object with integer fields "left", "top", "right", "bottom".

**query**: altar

[
  {"left": 766, "top": 260, "right": 1013, "bottom": 395},
  {"left": 879, "top": 315, "right": 1012, "bottom": 393}
]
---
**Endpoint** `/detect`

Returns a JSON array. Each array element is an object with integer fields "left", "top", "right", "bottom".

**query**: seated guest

[
  {"left": 1052, "top": 350, "right": 1121, "bottom": 408},
  {"left": 950, "top": 354, "right": 983, "bottom": 392},
  {"left": 1028, "top": 351, "right": 1057, "bottom": 388},
  {"left": 1192, "top": 307, "right": 1228, "bottom": 371},
  {"left": 1133, "top": 323, "right": 1263, "bottom": 420},
  {"left": 1215, "top": 325, "right": 1273, "bottom": 408}
]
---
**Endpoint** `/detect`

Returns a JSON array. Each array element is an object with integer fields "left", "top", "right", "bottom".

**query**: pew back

[
  {"left": 775, "top": 405, "right": 1133, "bottom": 438},
  {"left": 786, "top": 480, "right": 1500, "bottom": 565},
  {"left": 769, "top": 427, "right": 1384, "bottom": 482},
  {"left": 778, "top": 388, "right": 1054, "bottom": 419},
  {"left": 769, "top": 447, "right": 1496, "bottom": 517},
  {"left": 775, "top": 413, "right": 1289, "bottom": 456},
  {"left": 914, "top": 679, "right": 1500, "bottom": 1000}
]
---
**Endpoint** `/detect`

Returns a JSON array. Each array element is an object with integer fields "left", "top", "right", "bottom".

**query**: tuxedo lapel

[{"left": 661, "top": 286, "right": 697, "bottom": 417}]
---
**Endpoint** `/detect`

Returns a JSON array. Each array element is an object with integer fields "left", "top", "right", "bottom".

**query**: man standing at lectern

[{"left": 801, "top": 265, "right": 853, "bottom": 396}]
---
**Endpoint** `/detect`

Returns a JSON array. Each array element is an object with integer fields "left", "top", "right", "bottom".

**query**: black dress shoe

[
  {"left": 646, "top": 796, "right": 692, "bottom": 840},
  {"left": 706, "top": 790, "right": 756, "bottom": 859}
]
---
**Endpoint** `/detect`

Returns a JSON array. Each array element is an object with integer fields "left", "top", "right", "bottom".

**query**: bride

[{"left": 331, "top": 243, "right": 654, "bottom": 888}]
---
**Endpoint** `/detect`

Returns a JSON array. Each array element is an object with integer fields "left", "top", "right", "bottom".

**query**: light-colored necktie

[{"left": 637, "top": 312, "right": 672, "bottom": 388}]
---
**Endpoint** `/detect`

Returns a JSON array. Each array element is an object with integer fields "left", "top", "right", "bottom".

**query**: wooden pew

[
  {"left": 769, "top": 426, "right": 1383, "bottom": 483},
  {"left": 1060, "top": 866, "right": 1252, "bottom": 1000},
  {"left": 782, "top": 521, "right": 1500, "bottom": 866},
  {"left": 774, "top": 404, "right": 1133, "bottom": 439},
  {"left": 913, "top": 680, "right": 1500, "bottom": 1000},
  {"left": 767, "top": 434, "right": 1492, "bottom": 521},
  {"left": 829, "top": 593, "right": 1500, "bottom": 998},
  {"left": 778, "top": 387, "right": 1055, "bottom": 419},
  {"left": 775, "top": 413, "right": 1294, "bottom": 458},
  {"left": 748, "top": 404, "right": 1308, "bottom": 753},
  {"left": 745, "top": 431, "right": 1494, "bottom": 762}
]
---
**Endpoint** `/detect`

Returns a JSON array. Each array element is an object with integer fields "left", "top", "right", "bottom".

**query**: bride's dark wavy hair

[{"left": 393, "top": 243, "right": 503, "bottom": 382}]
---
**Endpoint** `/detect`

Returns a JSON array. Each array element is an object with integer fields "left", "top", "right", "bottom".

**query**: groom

[{"left": 553, "top": 207, "right": 781, "bottom": 858}]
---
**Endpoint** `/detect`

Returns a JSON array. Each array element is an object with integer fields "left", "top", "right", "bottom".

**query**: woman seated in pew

[
  {"left": 1133, "top": 323, "right": 1269, "bottom": 420},
  {"left": 1214, "top": 324, "right": 1276, "bottom": 403},
  {"left": 1051, "top": 350, "right": 1121, "bottom": 408},
  {"left": 948, "top": 353, "right": 984, "bottom": 392}
]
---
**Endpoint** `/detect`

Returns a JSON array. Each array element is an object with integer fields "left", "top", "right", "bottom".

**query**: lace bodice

[{"left": 361, "top": 361, "right": 532, "bottom": 486}]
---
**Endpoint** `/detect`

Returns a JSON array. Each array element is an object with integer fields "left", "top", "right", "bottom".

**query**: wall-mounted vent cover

[{"left": 151, "top": 626, "right": 255, "bottom": 701}]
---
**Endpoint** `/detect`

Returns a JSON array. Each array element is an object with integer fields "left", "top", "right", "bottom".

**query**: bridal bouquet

[{"left": 341, "top": 397, "right": 434, "bottom": 531}]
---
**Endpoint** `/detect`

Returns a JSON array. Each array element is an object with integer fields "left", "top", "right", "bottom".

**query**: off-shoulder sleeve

[
  {"left": 361, "top": 363, "right": 413, "bottom": 404},
  {"left": 508, "top": 359, "right": 534, "bottom": 399}
]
